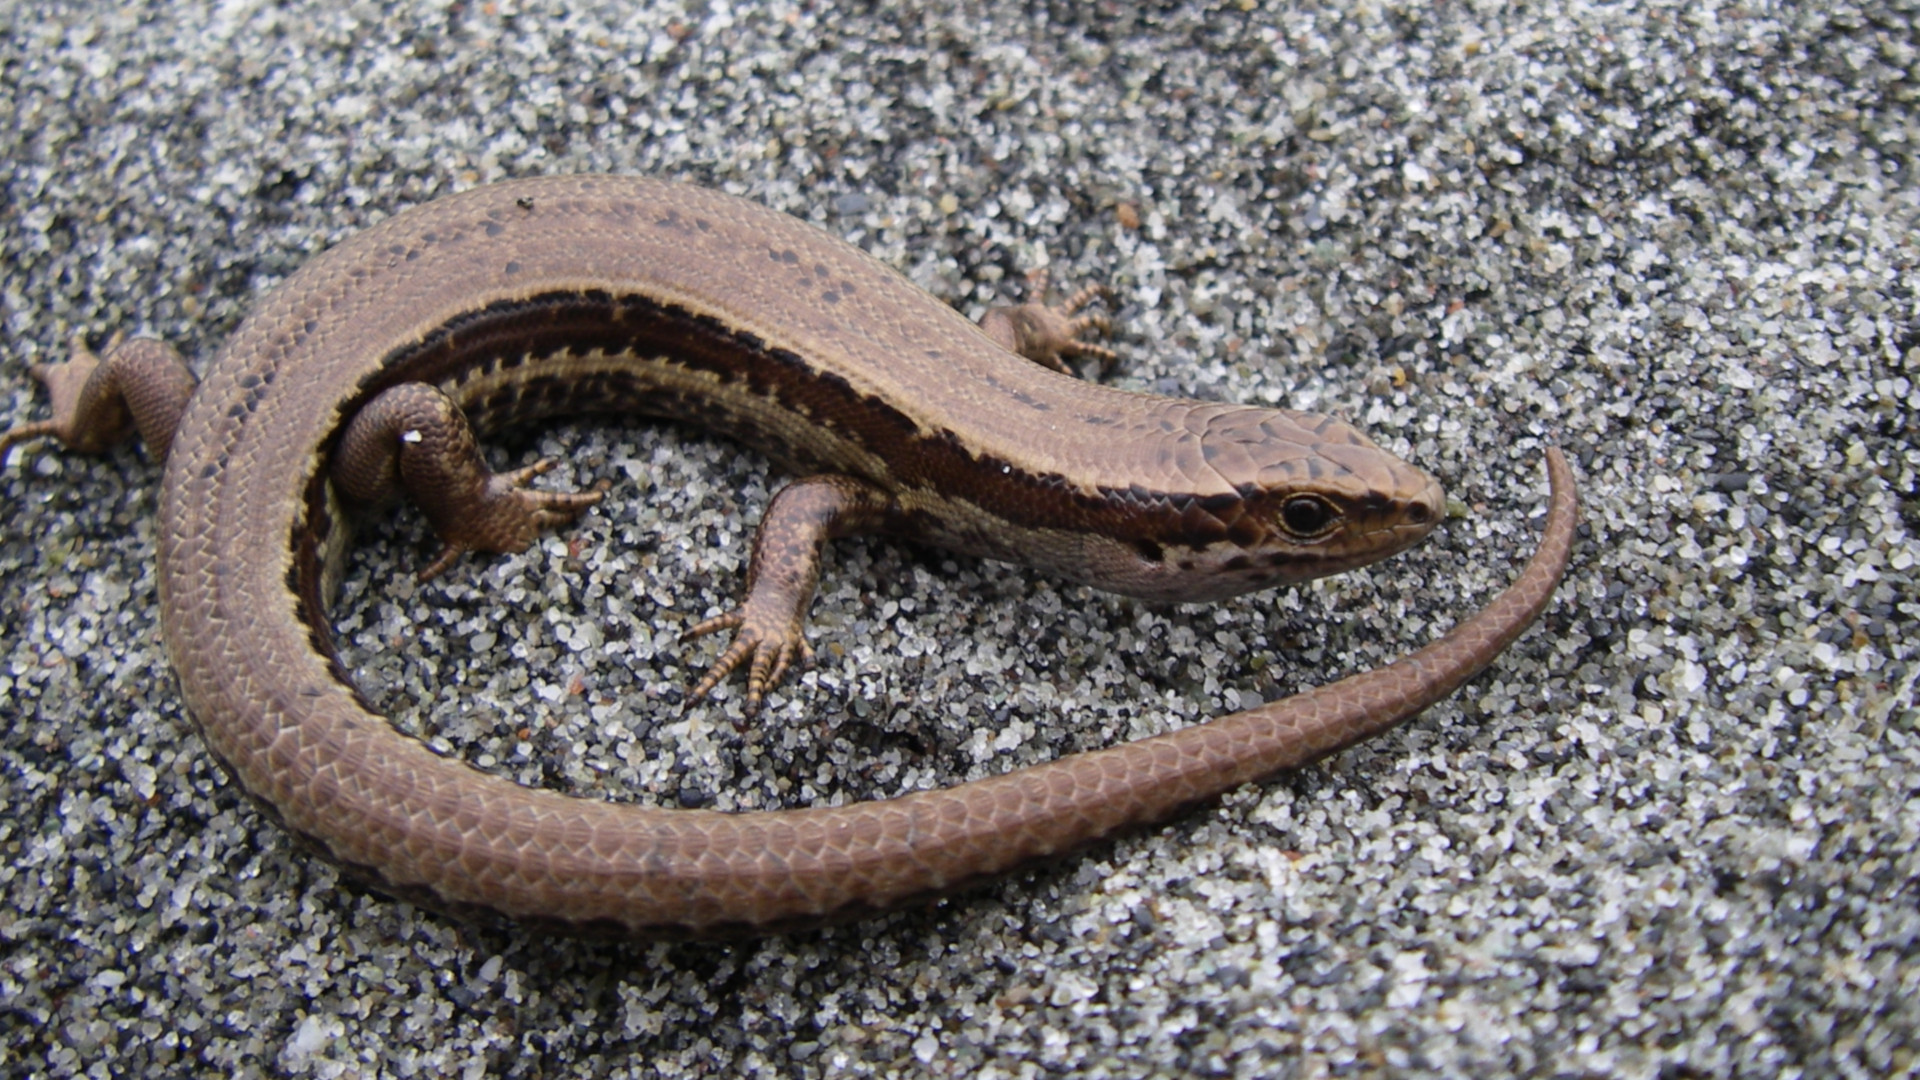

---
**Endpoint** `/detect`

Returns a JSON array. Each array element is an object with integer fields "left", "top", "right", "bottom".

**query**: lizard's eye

[{"left": 1280, "top": 495, "right": 1338, "bottom": 538}]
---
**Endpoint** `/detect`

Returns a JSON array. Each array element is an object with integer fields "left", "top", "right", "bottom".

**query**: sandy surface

[{"left": 2, "top": 2, "right": 1915, "bottom": 1077}]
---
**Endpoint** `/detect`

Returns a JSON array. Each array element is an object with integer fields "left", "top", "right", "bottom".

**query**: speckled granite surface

[{"left": 2, "top": 2, "right": 1915, "bottom": 1077}]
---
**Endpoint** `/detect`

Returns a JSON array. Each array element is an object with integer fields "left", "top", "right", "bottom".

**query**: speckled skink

[{"left": 1, "top": 175, "right": 1577, "bottom": 936}]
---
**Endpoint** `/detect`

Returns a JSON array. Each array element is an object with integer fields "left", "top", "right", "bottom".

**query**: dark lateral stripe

[{"left": 340, "top": 288, "right": 1257, "bottom": 550}]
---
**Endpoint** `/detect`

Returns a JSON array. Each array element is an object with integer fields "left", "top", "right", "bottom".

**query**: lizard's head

[{"left": 1099, "top": 406, "right": 1445, "bottom": 603}]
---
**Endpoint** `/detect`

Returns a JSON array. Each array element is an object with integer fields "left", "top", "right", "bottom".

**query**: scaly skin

[{"left": 2, "top": 176, "right": 1576, "bottom": 936}]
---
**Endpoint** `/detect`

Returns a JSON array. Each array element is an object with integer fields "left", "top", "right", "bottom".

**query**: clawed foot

[
  {"left": 682, "top": 606, "right": 815, "bottom": 714},
  {"left": 1, "top": 336, "right": 104, "bottom": 459},
  {"left": 672, "top": 473, "right": 887, "bottom": 713},
  {"left": 3, "top": 333, "right": 195, "bottom": 463},
  {"left": 979, "top": 269, "right": 1119, "bottom": 376},
  {"left": 417, "top": 460, "right": 608, "bottom": 581}
]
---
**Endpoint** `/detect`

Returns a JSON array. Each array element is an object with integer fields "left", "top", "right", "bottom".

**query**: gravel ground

[{"left": 2, "top": 2, "right": 1916, "bottom": 1077}]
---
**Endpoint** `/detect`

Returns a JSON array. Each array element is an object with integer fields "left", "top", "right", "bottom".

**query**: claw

[
  {"left": 499, "top": 457, "right": 558, "bottom": 484},
  {"left": 683, "top": 610, "right": 745, "bottom": 643},
  {"left": 1057, "top": 282, "right": 1112, "bottom": 315},
  {"left": 673, "top": 474, "right": 882, "bottom": 712},
  {"left": 416, "top": 543, "right": 468, "bottom": 582},
  {"left": 683, "top": 609, "right": 813, "bottom": 713},
  {"left": 980, "top": 272, "right": 1120, "bottom": 376},
  {"left": 486, "top": 458, "right": 607, "bottom": 518},
  {"left": 0, "top": 419, "right": 62, "bottom": 464},
  {"left": 415, "top": 462, "right": 606, "bottom": 580}
]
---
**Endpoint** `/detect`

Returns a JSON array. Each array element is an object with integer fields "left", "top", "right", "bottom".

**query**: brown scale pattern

[{"left": 6, "top": 176, "right": 1580, "bottom": 936}]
